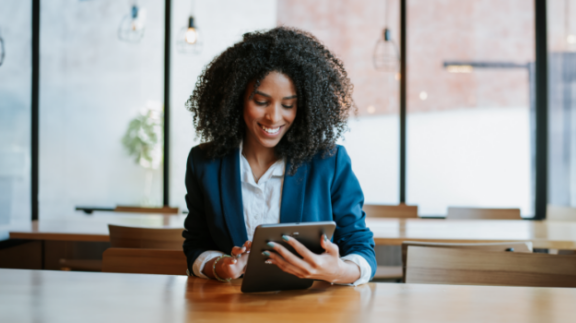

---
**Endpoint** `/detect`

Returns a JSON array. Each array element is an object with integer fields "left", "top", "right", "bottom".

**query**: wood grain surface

[
  {"left": 1, "top": 269, "right": 575, "bottom": 323},
  {"left": 7, "top": 216, "right": 576, "bottom": 249}
]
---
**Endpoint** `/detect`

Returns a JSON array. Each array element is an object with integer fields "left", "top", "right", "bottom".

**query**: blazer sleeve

[
  {"left": 330, "top": 146, "right": 377, "bottom": 279},
  {"left": 182, "top": 148, "right": 220, "bottom": 276}
]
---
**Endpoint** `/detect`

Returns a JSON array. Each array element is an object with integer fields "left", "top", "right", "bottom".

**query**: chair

[
  {"left": 405, "top": 246, "right": 576, "bottom": 287},
  {"left": 364, "top": 204, "right": 418, "bottom": 281},
  {"left": 400, "top": 241, "right": 532, "bottom": 282},
  {"left": 102, "top": 248, "right": 187, "bottom": 275},
  {"left": 108, "top": 225, "right": 184, "bottom": 249},
  {"left": 547, "top": 205, "right": 576, "bottom": 221},
  {"left": 446, "top": 207, "right": 521, "bottom": 220},
  {"left": 363, "top": 203, "right": 418, "bottom": 218}
]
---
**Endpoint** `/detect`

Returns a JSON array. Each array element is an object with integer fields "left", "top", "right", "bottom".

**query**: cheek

[
  {"left": 284, "top": 107, "right": 297, "bottom": 124},
  {"left": 244, "top": 103, "right": 262, "bottom": 124}
]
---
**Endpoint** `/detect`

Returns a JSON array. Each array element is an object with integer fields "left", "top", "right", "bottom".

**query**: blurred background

[{"left": 0, "top": 0, "right": 574, "bottom": 222}]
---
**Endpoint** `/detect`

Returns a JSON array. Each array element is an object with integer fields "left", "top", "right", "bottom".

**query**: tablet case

[{"left": 241, "top": 221, "right": 336, "bottom": 293}]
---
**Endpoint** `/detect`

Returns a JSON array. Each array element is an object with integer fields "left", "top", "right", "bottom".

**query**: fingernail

[
  {"left": 262, "top": 251, "right": 270, "bottom": 257},
  {"left": 324, "top": 234, "right": 328, "bottom": 242},
  {"left": 266, "top": 242, "right": 275, "bottom": 248},
  {"left": 236, "top": 253, "right": 242, "bottom": 259},
  {"left": 232, "top": 258, "right": 237, "bottom": 264},
  {"left": 265, "top": 260, "right": 273, "bottom": 265},
  {"left": 282, "top": 235, "right": 290, "bottom": 241}
]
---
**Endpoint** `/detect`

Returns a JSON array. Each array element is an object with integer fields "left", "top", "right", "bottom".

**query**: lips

[{"left": 258, "top": 123, "right": 283, "bottom": 135}]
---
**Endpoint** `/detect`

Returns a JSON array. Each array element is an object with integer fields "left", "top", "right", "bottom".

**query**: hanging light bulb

[
  {"left": 177, "top": 1, "right": 203, "bottom": 55},
  {"left": 185, "top": 17, "right": 198, "bottom": 44},
  {"left": 373, "top": 0, "right": 399, "bottom": 72},
  {"left": 118, "top": 4, "right": 146, "bottom": 43}
]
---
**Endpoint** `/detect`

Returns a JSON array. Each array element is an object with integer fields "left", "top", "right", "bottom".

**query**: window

[
  {"left": 277, "top": 0, "right": 401, "bottom": 205},
  {"left": 0, "top": 1, "right": 31, "bottom": 224},
  {"left": 39, "top": 0, "right": 165, "bottom": 218},
  {"left": 406, "top": 0, "right": 535, "bottom": 216},
  {"left": 548, "top": 0, "right": 576, "bottom": 208}
]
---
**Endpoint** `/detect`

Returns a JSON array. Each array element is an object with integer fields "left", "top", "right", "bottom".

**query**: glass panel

[
  {"left": 548, "top": 0, "right": 576, "bottom": 208},
  {"left": 407, "top": 0, "right": 534, "bottom": 216},
  {"left": 169, "top": 0, "right": 278, "bottom": 210},
  {"left": 277, "top": 0, "right": 400, "bottom": 205},
  {"left": 0, "top": 0, "right": 31, "bottom": 224},
  {"left": 39, "top": 0, "right": 164, "bottom": 218}
]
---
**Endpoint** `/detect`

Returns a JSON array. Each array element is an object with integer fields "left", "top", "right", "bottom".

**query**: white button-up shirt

[{"left": 192, "top": 144, "right": 371, "bottom": 285}]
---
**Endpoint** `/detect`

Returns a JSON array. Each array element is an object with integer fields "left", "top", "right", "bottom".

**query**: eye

[
  {"left": 255, "top": 100, "right": 267, "bottom": 106},
  {"left": 282, "top": 104, "right": 294, "bottom": 109}
]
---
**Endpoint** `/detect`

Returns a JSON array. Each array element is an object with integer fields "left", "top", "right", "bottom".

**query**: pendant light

[
  {"left": 373, "top": 0, "right": 399, "bottom": 71},
  {"left": 0, "top": 28, "right": 5, "bottom": 67},
  {"left": 118, "top": 3, "right": 146, "bottom": 43},
  {"left": 177, "top": 0, "right": 203, "bottom": 55}
]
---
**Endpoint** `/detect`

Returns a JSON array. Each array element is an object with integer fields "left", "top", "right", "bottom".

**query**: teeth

[{"left": 261, "top": 125, "right": 280, "bottom": 134}]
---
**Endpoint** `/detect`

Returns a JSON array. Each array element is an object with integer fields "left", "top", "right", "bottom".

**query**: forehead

[{"left": 256, "top": 71, "right": 296, "bottom": 95}]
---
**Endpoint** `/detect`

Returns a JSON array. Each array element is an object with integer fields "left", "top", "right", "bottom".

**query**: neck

[{"left": 242, "top": 136, "right": 278, "bottom": 169}]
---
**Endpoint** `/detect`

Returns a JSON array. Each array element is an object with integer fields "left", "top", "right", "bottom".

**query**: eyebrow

[{"left": 254, "top": 91, "right": 297, "bottom": 100}]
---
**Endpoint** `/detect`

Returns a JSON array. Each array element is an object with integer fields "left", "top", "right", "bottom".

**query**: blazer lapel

[
  {"left": 280, "top": 160, "right": 308, "bottom": 223},
  {"left": 220, "top": 148, "right": 249, "bottom": 246}
]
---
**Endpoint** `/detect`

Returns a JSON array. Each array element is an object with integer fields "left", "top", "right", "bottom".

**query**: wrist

[
  {"left": 330, "top": 259, "right": 360, "bottom": 284},
  {"left": 214, "top": 255, "right": 232, "bottom": 281}
]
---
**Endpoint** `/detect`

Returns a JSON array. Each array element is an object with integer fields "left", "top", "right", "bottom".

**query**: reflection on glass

[
  {"left": 548, "top": 0, "right": 576, "bottom": 208},
  {"left": 0, "top": 1, "right": 31, "bottom": 224},
  {"left": 407, "top": 0, "right": 534, "bottom": 217},
  {"left": 277, "top": 0, "right": 400, "bottom": 205},
  {"left": 40, "top": 0, "right": 164, "bottom": 218}
]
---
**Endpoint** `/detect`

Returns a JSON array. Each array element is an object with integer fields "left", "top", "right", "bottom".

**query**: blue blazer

[{"left": 182, "top": 144, "right": 377, "bottom": 279}]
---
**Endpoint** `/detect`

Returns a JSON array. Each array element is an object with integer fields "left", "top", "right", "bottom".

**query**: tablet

[{"left": 241, "top": 221, "right": 336, "bottom": 293}]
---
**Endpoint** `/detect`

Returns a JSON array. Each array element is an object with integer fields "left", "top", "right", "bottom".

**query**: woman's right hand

[{"left": 203, "top": 241, "right": 251, "bottom": 280}]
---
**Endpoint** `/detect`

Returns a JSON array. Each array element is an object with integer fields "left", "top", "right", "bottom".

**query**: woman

[{"left": 183, "top": 27, "right": 376, "bottom": 285}]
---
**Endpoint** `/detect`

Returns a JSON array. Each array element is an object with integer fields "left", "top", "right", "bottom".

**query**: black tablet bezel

[{"left": 241, "top": 221, "right": 336, "bottom": 293}]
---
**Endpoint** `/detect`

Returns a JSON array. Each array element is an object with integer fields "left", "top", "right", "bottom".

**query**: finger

[
  {"left": 244, "top": 241, "right": 252, "bottom": 252},
  {"left": 266, "top": 242, "right": 313, "bottom": 273},
  {"left": 231, "top": 246, "right": 246, "bottom": 258},
  {"left": 320, "top": 234, "right": 339, "bottom": 256},
  {"left": 264, "top": 252, "right": 307, "bottom": 278},
  {"left": 281, "top": 235, "right": 317, "bottom": 262},
  {"left": 221, "top": 255, "right": 238, "bottom": 265}
]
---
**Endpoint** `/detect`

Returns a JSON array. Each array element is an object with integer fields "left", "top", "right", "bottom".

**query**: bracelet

[{"left": 213, "top": 255, "right": 232, "bottom": 282}]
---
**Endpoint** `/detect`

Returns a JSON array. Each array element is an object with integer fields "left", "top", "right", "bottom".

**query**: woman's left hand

[{"left": 263, "top": 235, "right": 361, "bottom": 284}]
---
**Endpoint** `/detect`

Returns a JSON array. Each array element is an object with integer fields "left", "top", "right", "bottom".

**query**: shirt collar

[{"left": 239, "top": 141, "right": 285, "bottom": 185}]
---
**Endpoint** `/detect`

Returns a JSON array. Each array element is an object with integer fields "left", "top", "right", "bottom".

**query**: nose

[{"left": 265, "top": 102, "right": 282, "bottom": 124}]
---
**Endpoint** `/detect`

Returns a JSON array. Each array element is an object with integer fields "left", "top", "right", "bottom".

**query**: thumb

[{"left": 321, "top": 234, "right": 339, "bottom": 256}]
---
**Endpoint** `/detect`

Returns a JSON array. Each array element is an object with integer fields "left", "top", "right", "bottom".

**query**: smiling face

[{"left": 243, "top": 71, "right": 298, "bottom": 150}]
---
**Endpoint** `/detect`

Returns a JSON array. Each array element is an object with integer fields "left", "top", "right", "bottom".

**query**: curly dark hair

[{"left": 187, "top": 26, "right": 355, "bottom": 174}]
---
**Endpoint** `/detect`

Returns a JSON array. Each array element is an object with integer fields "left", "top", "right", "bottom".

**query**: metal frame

[
  {"left": 534, "top": 0, "right": 548, "bottom": 219},
  {"left": 31, "top": 0, "right": 40, "bottom": 221},
  {"left": 163, "top": 0, "right": 171, "bottom": 206},
  {"left": 399, "top": 0, "right": 407, "bottom": 204}
]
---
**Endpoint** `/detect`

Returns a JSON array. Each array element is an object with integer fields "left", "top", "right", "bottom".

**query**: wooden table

[
  {"left": 8, "top": 216, "right": 576, "bottom": 249},
  {"left": 367, "top": 218, "right": 576, "bottom": 249},
  {"left": 1, "top": 269, "right": 575, "bottom": 323},
  {"left": 8, "top": 213, "right": 187, "bottom": 242}
]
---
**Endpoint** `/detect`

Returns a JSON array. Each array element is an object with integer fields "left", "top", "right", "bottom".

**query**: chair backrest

[
  {"left": 446, "top": 207, "right": 521, "bottom": 220},
  {"left": 547, "top": 205, "right": 576, "bottom": 221},
  {"left": 405, "top": 246, "right": 576, "bottom": 288},
  {"left": 108, "top": 224, "right": 184, "bottom": 249},
  {"left": 114, "top": 205, "right": 179, "bottom": 214},
  {"left": 102, "top": 248, "right": 187, "bottom": 275},
  {"left": 401, "top": 241, "right": 533, "bottom": 282},
  {"left": 363, "top": 204, "right": 418, "bottom": 218}
]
